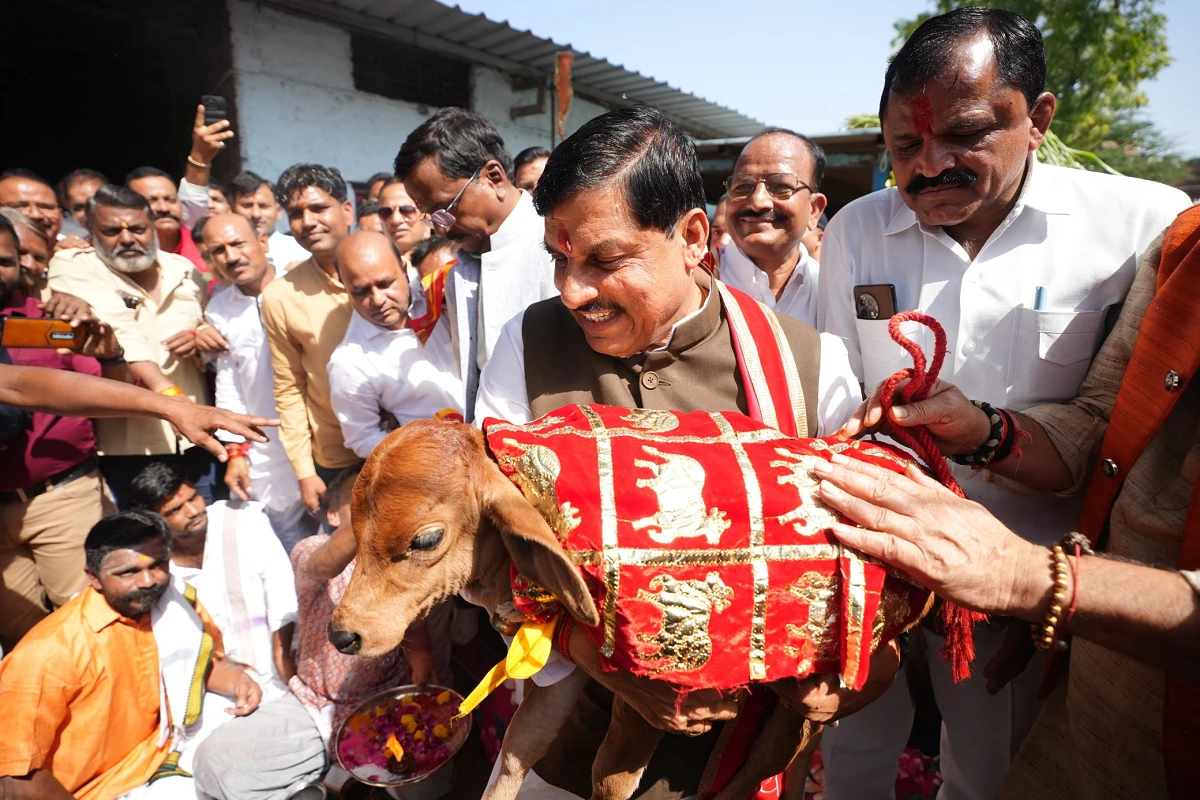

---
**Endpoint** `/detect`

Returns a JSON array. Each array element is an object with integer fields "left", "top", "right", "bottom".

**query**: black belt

[{"left": 0, "top": 455, "right": 98, "bottom": 504}]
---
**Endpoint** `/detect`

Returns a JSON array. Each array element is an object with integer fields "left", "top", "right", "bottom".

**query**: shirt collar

[
  {"left": 80, "top": 586, "right": 128, "bottom": 632},
  {"left": 721, "top": 241, "right": 812, "bottom": 289},
  {"left": 348, "top": 308, "right": 392, "bottom": 341},
  {"left": 656, "top": 272, "right": 719, "bottom": 353},
  {"left": 882, "top": 157, "right": 1070, "bottom": 237},
  {"left": 487, "top": 190, "right": 538, "bottom": 253}
]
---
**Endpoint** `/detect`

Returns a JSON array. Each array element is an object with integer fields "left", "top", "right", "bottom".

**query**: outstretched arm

[
  {"left": 0, "top": 363, "right": 277, "bottom": 460},
  {"left": 815, "top": 455, "right": 1200, "bottom": 680}
]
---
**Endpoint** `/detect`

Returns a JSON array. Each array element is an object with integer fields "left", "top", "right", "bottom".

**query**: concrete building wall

[{"left": 226, "top": 0, "right": 610, "bottom": 187}]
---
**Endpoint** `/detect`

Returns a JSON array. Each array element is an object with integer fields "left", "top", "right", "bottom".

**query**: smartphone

[
  {"left": 201, "top": 94, "right": 228, "bottom": 127},
  {"left": 0, "top": 317, "right": 87, "bottom": 349},
  {"left": 853, "top": 284, "right": 898, "bottom": 320}
]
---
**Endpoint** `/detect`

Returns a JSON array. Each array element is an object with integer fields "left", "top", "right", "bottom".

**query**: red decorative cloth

[
  {"left": 485, "top": 405, "right": 930, "bottom": 693},
  {"left": 411, "top": 259, "right": 455, "bottom": 345}
]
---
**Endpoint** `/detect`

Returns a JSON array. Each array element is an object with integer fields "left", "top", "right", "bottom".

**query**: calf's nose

[{"left": 328, "top": 620, "right": 362, "bottom": 654}]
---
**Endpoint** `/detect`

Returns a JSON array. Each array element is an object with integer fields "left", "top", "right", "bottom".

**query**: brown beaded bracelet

[{"left": 1033, "top": 544, "right": 1070, "bottom": 651}]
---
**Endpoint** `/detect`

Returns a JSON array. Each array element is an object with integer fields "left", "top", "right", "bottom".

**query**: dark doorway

[{"left": 0, "top": 0, "right": 237, "bottom": 190}]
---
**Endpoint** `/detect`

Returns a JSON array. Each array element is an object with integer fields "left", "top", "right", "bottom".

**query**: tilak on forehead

[
  {"left": 911, "top": 95, "right": 934, "bottom": 136},
  {"left": 557, "top": 226, "right": 572, "bottom": 254}
]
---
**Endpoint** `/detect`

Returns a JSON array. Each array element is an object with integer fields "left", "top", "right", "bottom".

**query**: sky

[{"left": 447, "top": 0, "right": 1200, "bottom": 158}]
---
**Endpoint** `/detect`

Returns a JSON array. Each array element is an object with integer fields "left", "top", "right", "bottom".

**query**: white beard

[{"left": 96, "top": 235, "right": 160, "bottom": 274}]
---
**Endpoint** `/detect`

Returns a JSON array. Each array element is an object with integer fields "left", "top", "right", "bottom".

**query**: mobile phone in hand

[
  {"left": 201, "top": 95, "right": 228, "bottom": 127},
  {"left": 0, "top": 317, "right": 87, "bottom": 349}
]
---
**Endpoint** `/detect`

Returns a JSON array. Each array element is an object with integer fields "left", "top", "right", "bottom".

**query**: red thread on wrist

[{"left": 1065, "top": 544, "right": 1082, "bottom": 627}]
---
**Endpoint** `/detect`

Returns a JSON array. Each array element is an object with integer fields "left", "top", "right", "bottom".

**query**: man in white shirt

[
  {"left": 719, "top": 129, "right": 828, "bottom": 327},
  {"left": 394, "top": 107, "right": 557, "bottom": 419},
  {"left": 201, "top": 213, "right": 313, "bottom": 551},
  {"left": 128, "top": 461, "right": 298, "bottom": 703},
  {"left": 815, "top": 9, "right": 1193, "bottom": 799},
  {"left": 328, "top": 231, "right": 464, "bottom": 459}
]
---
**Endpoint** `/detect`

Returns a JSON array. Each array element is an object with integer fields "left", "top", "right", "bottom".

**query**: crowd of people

[{"left": 0, "top": 5, "right": 1197, "bottom": 800}]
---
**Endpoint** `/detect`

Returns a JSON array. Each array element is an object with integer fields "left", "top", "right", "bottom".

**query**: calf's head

[{"left": 329, "top": 420, "right": 599, "bottom": 657}]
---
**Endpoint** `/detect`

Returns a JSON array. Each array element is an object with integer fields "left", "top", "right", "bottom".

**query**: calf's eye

[{"left": 409, "top": 529, "right": 445, "bottom": 551}]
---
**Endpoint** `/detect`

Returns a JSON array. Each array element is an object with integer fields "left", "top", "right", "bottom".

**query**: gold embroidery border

[
  {"left": 842, "top": 551, "right": 868, "bottom": 688},
  {"left": 712, "top": 413, "right": 769, "bottom": 681},
  {"left": 581, "top": 405, "right": 621, "bottom": 658}
]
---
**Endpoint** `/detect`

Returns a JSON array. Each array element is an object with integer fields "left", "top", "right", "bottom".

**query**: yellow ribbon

[{"left": 454, "top": 615, "right": 560, "bottom": 719}]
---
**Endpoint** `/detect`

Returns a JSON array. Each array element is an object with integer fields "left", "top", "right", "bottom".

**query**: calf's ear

[{"left": 480, "top": 466, "right": 600, "bottom": 627}]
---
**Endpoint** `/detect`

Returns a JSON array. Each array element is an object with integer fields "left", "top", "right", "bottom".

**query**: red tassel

[
  {"left": 939, "top": 602, "right": 988, "bottom": 682},
  {"left": 881, "top": 313, "right": 989, "bottom": 682}
]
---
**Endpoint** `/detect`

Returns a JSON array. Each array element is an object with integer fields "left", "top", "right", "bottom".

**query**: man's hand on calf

[
  {"left": 770, "top": 637, "right": 900, "bottom": 723},
  {"left": 567, "top": 621, "right": 739, "bottom": 735}
]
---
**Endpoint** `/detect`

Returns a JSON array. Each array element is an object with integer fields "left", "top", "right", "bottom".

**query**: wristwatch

[{"left": 96, "top": 346, "right": 126, "bottom": 366}]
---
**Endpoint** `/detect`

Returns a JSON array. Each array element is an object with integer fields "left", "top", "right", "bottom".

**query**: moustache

[
  {"left": 736, "top": 209, "right": 783, "bottom": 223},
  {"left": 154, "top": 210, "right": 182, "bottom": 223},
  {"left": 904, "top": 168, "right": 978, "bottom": 195},
  {"left": 119, "top": 582, "right": 168, "bottom": 609},
  {"left": 577, "top": 299, "right": 625, "bottom": 315}
]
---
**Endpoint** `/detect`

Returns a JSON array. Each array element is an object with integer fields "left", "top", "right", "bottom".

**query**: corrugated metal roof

[{"left": 262, "top": 0, "right": 767, "bottom": 139}]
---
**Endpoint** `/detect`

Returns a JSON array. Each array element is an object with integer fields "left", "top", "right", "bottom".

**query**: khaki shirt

[
  {"left": 47, "top": 247, "right": 209, "bottom": 456},
  {"left": 1000, "top": 233, "right": 1200, "bottom": 800},
  {"left": 260, "top": 258, "right": 357, "bottom": 480}
]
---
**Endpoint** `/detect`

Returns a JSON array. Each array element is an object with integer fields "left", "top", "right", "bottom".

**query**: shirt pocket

[
  {"left": 855, "top": 317, "right": 930, "bottom": 392},
  {"left": 1006, "top": 308, "right": 1108, "bottom": 410}
]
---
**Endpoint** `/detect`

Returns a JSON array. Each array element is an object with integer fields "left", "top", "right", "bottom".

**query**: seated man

[
  {"left": 328, "top": 232, "right": 464, "bottom": 459},
  {"left": 0, "top": 511, "right": 262, "bottom": 800},
  {"left": 193, "top": 466, "right": 446, "bottom": 800},
  {"left": 129, "top": 462, "right": 298, "bottom": 702}
]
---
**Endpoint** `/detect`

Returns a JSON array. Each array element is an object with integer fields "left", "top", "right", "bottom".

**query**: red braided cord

[{"left": 879, "top": 312, "right": 986, "bottom": 681}]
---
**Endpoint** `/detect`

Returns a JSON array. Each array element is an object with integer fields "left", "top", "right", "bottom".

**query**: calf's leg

[
  {"left": 484, "top": 668, "right": 590, "bottom": 800},
  {"left": 709, "top": 703, "right": 823, "bottom": 800},
  {"left": 590, "top": 697, "right": 664, "bottom": 800}
]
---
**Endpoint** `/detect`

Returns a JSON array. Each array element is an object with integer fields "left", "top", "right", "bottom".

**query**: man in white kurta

[
  {"left": 815, "top": 12, "right": 1192, "bottom": 798},
  {"left": 394, "top": 108, "right": 558, "bottom": 419},
  {"left": 201, "top": 214, "right": 311, "bottom": 550},
  {"left": 717, "top": 129, "right": 828, "bottom": 328},
  {"left": 127, "top": 462, "right": 297, "bottom": 704}
]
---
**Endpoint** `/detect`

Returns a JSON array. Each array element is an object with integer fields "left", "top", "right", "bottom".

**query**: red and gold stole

[{"left": 410, "top": 258, "right": 456, "bottom": 345}]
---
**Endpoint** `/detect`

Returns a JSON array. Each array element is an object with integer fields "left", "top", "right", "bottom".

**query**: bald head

[
  {"left": 202, "top": 212, "right": 271, "bottom": 293},
  {"left": 337, "top": 231, "right": 410, "bottom": 330}
]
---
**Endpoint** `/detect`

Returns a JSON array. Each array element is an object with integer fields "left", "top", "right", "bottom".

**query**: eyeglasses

[
  {"left": 378, "top": 204, "right": 419, "bottom": 221},
  {"left": 723, "top": 173, "right": 816, "bottom": 201},
  {"left": 424, "top": 168, "right": 480, "bottom": 233}
]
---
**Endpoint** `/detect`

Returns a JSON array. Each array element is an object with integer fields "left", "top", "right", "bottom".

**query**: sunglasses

[
  {"left": 423, "top": 168, "right": 480, "bottom": 234},
  {"left": 378, "top": 204, "right": 419, "bottom": 221},
  {"left": 723, "top": 173, "right": 815, "bottom": 201}
]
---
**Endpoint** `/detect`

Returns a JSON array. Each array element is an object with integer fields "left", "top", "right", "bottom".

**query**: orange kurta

[{"left": 0, "top": 586, "right": 222, "bottom": 799}]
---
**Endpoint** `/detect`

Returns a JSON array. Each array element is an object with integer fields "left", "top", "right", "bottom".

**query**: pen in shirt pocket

[{"left": 1034, "top": 286, "right": 1047, "bottom": 311}]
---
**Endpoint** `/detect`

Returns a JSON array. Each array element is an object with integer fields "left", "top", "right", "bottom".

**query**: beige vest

[{"left": 521, "top": 287, "right": 821, "bottom": 799}]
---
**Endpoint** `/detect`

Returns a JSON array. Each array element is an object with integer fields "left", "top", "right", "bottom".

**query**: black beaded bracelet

[{"left": 951, "top": 400, "right": 1005, "bottom": 467}]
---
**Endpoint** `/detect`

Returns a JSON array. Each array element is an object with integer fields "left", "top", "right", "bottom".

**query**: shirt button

[
  {"left": 641, "top": 371, "right": 660, "bottom": 390},
  {"left": 961, "top": 340, "right": 977, "bottom": 356},
  {"left": 1100, "top": 458, "right": 1119, "bottom": 478},
  {"left": 1165, "top": 370, "right": 1182, "bottom": 391}
]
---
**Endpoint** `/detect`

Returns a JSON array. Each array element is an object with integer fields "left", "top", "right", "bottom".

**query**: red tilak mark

[
  {"left": 912, "top": 96, "right": 934, "bottom": 136},
  {"left": 557, "top": 227, "right": 572, "bottom": 254}
]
